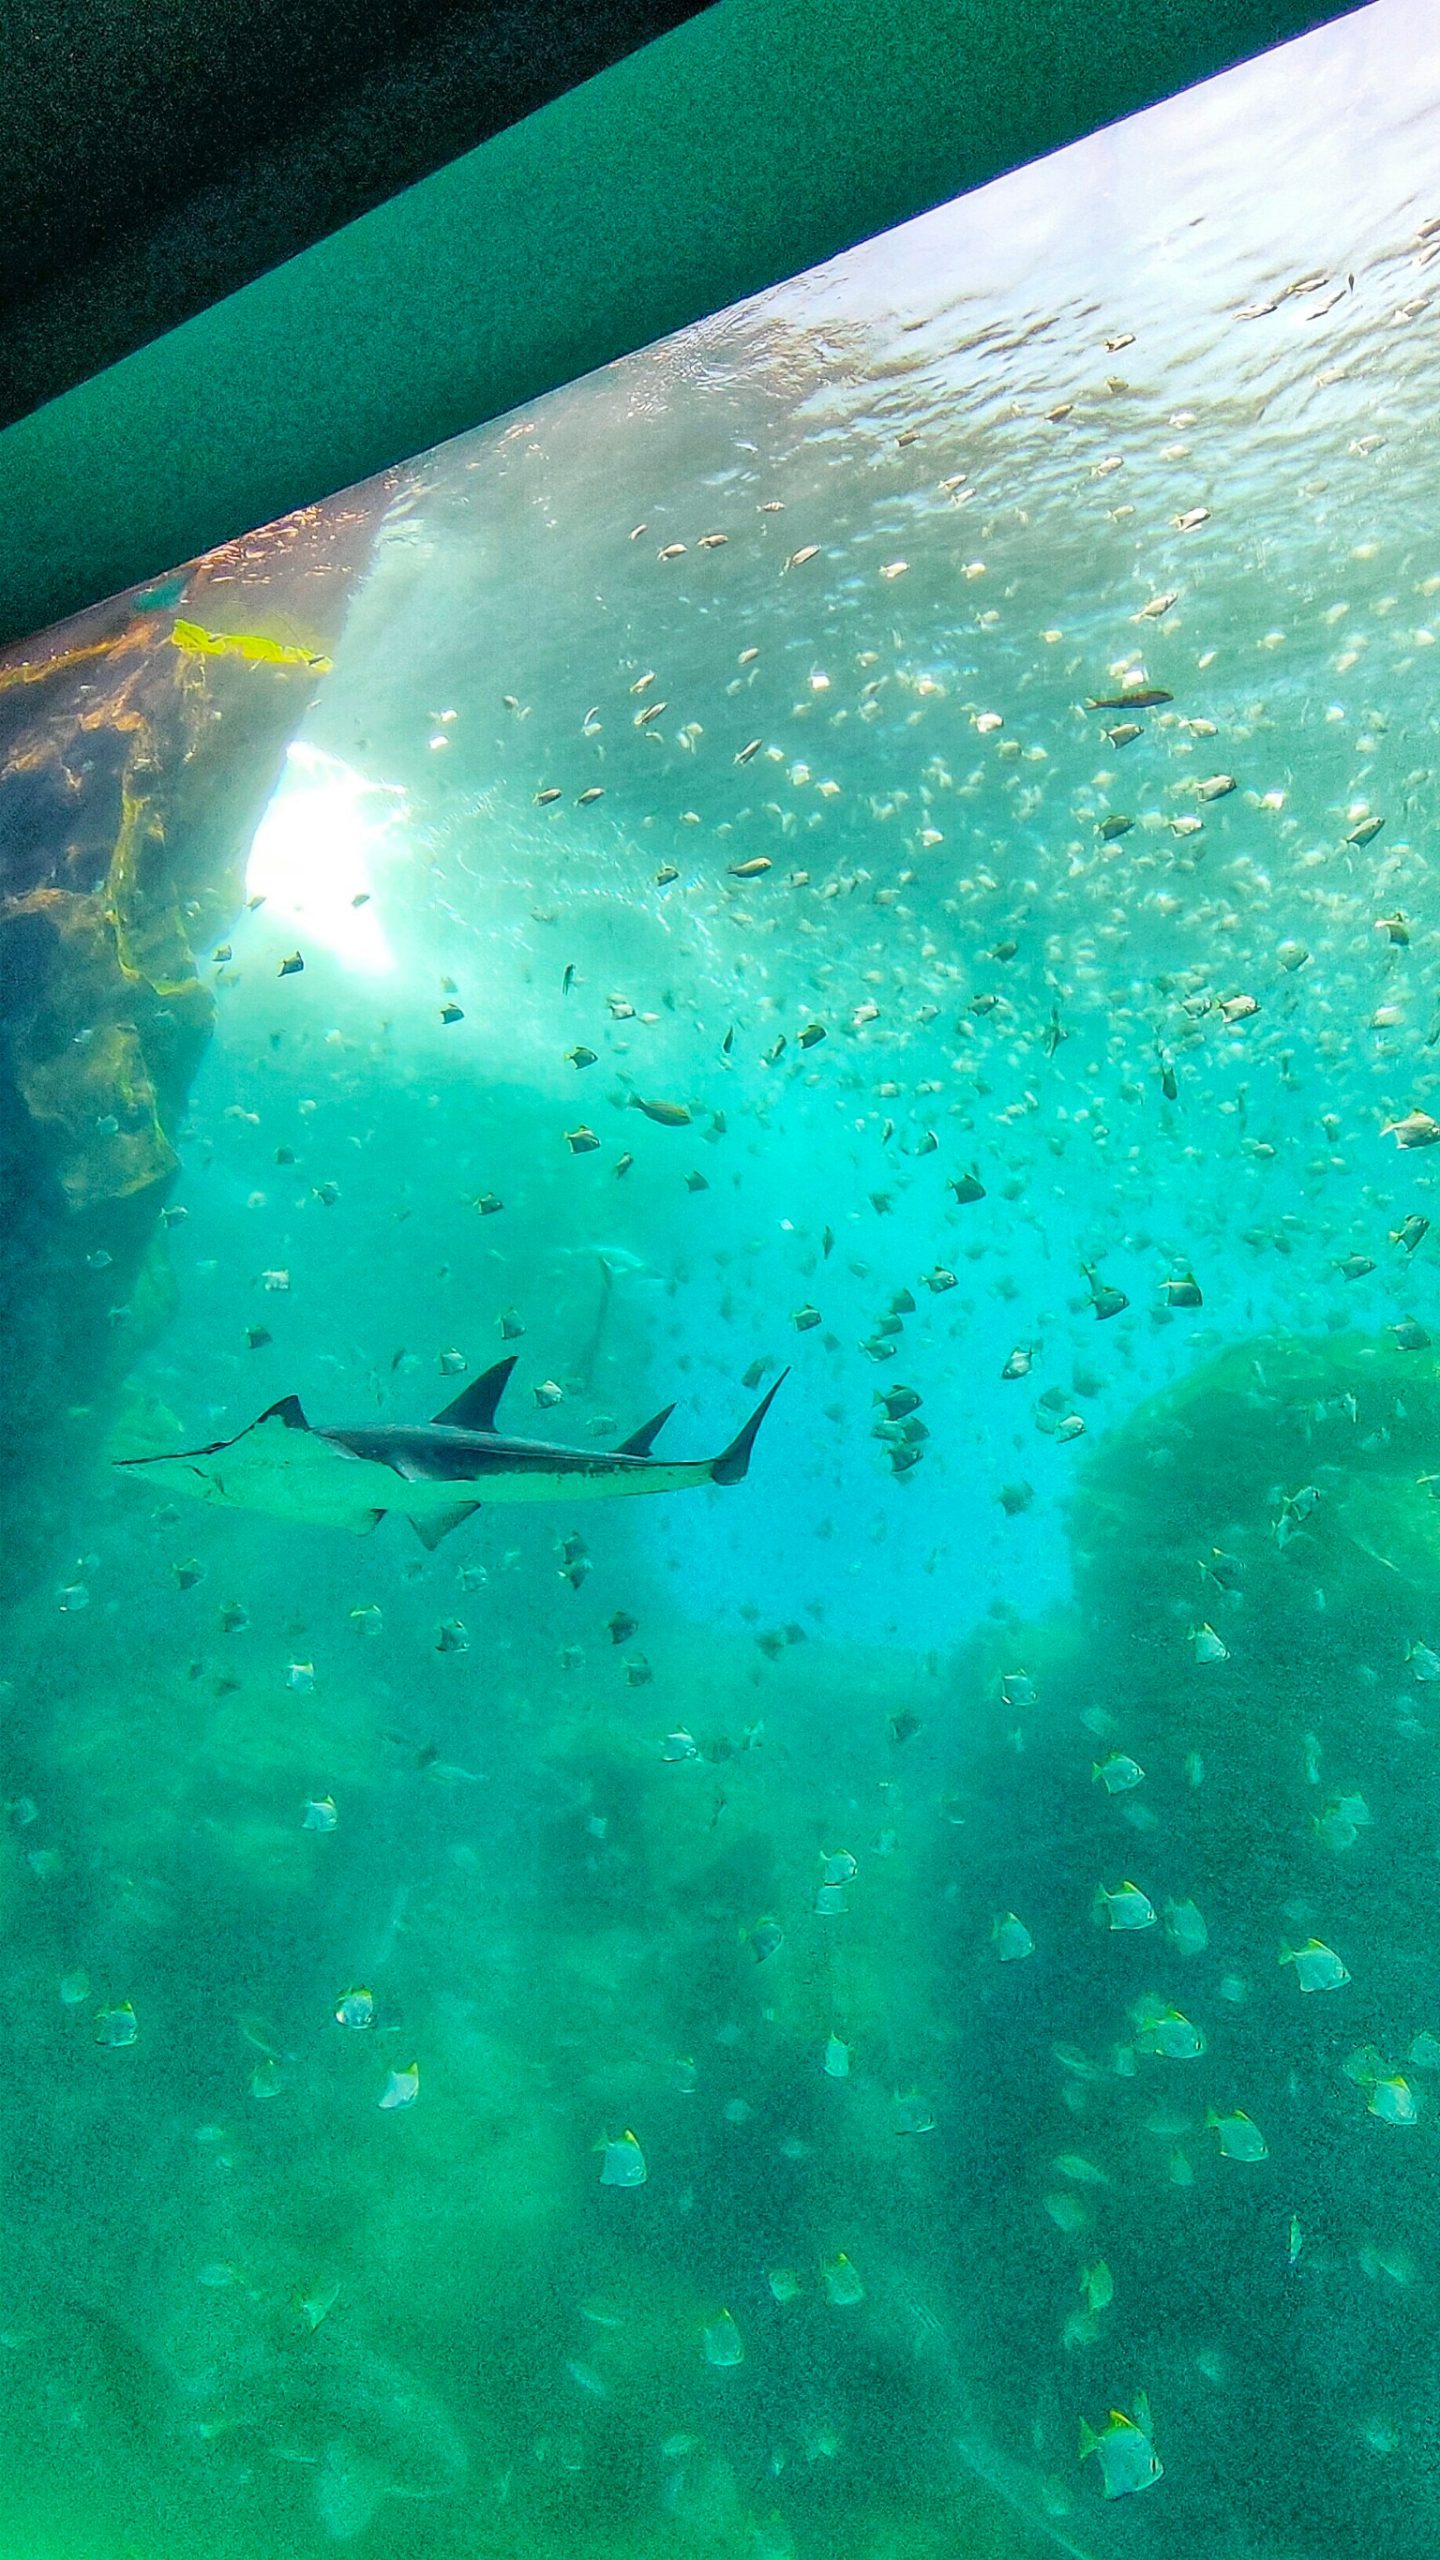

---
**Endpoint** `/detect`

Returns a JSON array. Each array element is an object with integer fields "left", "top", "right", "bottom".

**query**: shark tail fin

[
  {"left": 710, "top": 1370, "right": 788, "bottom": 1487},
  {"left": 432, "top": 1356, "right": 516, "bottom": 1431},
  {"left": 617, "top": 1403, "right": 676, "bottom": 1457},
  {"left": 410, "top": 1503, "right": 481, "bottom": 1550}
]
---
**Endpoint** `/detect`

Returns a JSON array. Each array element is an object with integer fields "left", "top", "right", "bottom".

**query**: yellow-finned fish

[{"left": 169, "top": 619, "right": 332, "bottom": 674}]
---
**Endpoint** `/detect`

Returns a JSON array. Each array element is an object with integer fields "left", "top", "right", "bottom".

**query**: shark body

[{"left": 114, "top": 1356, "right": 787, "bottom": 1549}]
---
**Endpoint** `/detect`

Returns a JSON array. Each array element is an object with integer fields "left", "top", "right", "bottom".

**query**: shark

[{"left": 113, "top": 1356, "right": 788, "bottom": 1549}]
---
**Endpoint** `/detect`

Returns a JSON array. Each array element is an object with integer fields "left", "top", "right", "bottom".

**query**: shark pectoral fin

[
  {"left": 710, "top": 1369, "right": 789, "bottom": 1486},
  {"left": 432, "top": 1356, "right": 517, "bottom": 1431},
  {"left": 410, "top": 1504, "right": 480, "bottom": 1551},
  {"left": 616, "top": 1403, "right": 676, "bottom": 1457},
  {"left": 357, "top": 1510, "right": 386, "bottom": 1535},
  {"left": 386, "top": 1449, "right": 464, "bottom": 1482},
  {"left": 315, "top": 2439, "right": 387, "bottom": 2542}
]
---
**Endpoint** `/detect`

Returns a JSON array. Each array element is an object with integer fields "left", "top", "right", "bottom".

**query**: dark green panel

[
  {"left": 0, "top": 0, "right": 717, "bottom": 426},
  {"left": 0, "top": 0, "right": 1364, "bottom": 646}
]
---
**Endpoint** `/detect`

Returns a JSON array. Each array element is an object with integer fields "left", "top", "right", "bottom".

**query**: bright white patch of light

[{"left": 245, "top": 744, "right": 407, "bottom": 974}]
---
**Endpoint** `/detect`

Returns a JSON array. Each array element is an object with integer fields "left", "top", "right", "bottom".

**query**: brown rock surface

[{"left": 0, "top": 481, "right": 392, "bottom": 1599}]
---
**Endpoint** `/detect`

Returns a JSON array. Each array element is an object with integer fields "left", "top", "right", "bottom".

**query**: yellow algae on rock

[
  {"left": 107, "top": 783, "right": 210, "bottom": 1002},
  {"left": 16, "top": 1019, "right": 178, "bottom": 1209},
  {"left": 170, "top": 618, "right": 332, "bottom": 673}
]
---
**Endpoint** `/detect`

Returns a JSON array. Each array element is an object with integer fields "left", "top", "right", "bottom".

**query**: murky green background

[{"left": 3, "top": 7, "right": 1437, "bottom": 2555}]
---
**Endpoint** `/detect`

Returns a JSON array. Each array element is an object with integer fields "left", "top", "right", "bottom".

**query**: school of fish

[{"left": 2, "top": 13, "right": 1438, "bottom": 2560}]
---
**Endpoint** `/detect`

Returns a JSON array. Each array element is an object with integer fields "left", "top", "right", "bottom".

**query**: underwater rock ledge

[{"left": 0, "top": 487, "right": 390, "bottom": 1602}]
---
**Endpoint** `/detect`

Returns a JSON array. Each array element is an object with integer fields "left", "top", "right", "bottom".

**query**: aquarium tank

[{"left": 1, "top": 7, "right": 1437, "bottom": 2557}]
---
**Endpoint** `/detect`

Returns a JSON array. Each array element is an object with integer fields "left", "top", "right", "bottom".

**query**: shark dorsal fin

[
  {"left": 616, "top": 1403, "right": 676, "bottom": 1457},
  {"left": 710, "top": 1369, "right": 788, "bottom": 1485},
  {"left": 432, "top": 1355, "right": 516, "bottom": 1432},
  {"left": 255, "top": 1394, "right": 310, "bottom": 1431}
]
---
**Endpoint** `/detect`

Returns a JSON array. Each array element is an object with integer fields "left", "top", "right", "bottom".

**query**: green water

[{"left": 3, "top": 9, "right": 1439, "bottom": 2556}]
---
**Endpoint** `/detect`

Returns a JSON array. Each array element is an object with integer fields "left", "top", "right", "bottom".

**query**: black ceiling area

[{"left": 0, "top": 0, "right": 717, "bottom": 431}]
